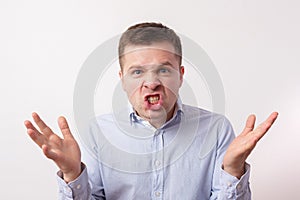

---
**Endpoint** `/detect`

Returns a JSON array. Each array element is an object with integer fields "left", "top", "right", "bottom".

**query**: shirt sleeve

[
  {"left": 210, "top": 116, "right": 251, "bottom": 200},
  {"left": 56, "top": 119, "right": 106, "bottom": 200},
  {"left": 218, "top": 163, "right": 251, "bottom": 199},
  {"left": 56, "top": 163, "right": 93, "bottom": 200}
]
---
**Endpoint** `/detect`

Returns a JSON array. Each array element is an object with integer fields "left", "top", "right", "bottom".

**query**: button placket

[{"left": 152, "top": 130, "right": 164, "bottom": 199}]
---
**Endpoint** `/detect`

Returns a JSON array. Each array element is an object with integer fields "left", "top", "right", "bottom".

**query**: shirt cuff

[
  {"left": 56, "top": 163, "right": 90, "bottom": 199},
  {"left": 220, "top": 163, "right": 251, "bottom": 198}
]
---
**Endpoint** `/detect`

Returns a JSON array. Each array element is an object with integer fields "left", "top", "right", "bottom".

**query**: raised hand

[
  {"left": 223, "top": 112, "right": 278, "bottom": 179},
  {"left": 24, "top": 112, "right": 81, "bottom": 183}
]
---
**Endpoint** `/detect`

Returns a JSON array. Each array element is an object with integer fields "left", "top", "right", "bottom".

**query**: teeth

[{"left": 148, "top": 96, "right": 159, "bottom": 104}]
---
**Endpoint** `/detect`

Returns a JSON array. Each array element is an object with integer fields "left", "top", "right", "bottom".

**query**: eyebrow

[
  {"left": 158, "top": 61, "right": 173, "bottom": 67},
  {"left": 129, "top": 61, "right": 174, "bottom": 70}
]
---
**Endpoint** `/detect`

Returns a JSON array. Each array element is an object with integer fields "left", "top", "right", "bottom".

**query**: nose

[{"left": 143, "top": 74, "right": 161, "bottom": 90}]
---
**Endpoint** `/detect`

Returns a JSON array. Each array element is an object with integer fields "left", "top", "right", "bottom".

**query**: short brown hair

[{"left": 118, "top": 22, "right": 182, "bottom": 69}]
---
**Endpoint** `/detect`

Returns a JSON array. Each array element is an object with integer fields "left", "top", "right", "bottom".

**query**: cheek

[
  {"left": 162, "top": 78, "right": 181, "bottom": 96},
  {"left": 122, "top": 78, "right": 143, "bottom": 99}
]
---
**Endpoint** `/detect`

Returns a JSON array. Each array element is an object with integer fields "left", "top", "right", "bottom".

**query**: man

[{"left": 24, "top": 22, "right": 278, "bottom": 199}]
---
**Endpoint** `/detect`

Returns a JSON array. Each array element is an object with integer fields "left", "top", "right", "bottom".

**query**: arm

[
  {"left": 56, "top": 162, "right": 105, "bottom": 200},
  {"left": 211, "top": 112, "right": 278, "bottom": 199},
  {"left": 210, "top": 116, "right": 251, "bottom": 199}
]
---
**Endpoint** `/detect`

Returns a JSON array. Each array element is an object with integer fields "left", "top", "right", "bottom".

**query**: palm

[{"left": 24, "top": 112, "right": 81, "bottom": 182}]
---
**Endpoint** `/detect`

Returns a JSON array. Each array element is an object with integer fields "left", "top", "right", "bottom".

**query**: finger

[
  {"left": 32, "top": 112, "right": 53, "bottom": 137},
  {"left": 252, "top": 112, "right": 279, "bottom": 140},
  {"left": 263, "top": 112, "right": 279, "bottom": 130},
  {"left": 241, "top": 114, "right": 256, "bottom": 135},
  {"left": 24, "top": 119, "right": 41, "bottom": 134},
  {"left": 58, "top": 116, "right": 74, "bottom": 139},
  {"left": 24, "top": 120, "right": 45, "bottom": 148}
]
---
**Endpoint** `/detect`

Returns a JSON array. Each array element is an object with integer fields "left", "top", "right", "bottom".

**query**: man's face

[{"left": 119, "top": 42, "right": 184, "bottom": 127}]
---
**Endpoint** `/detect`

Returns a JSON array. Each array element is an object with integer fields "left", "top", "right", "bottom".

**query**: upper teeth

[{"left": 148, "top": 96, "right": 159, "bottom": 103}]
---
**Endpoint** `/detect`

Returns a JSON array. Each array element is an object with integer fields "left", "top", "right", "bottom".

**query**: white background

[{"left": 1, "top": 0, "right": 299, "bottom": 199}]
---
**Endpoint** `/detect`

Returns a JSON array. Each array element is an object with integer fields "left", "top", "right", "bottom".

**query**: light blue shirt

[{"left": 57, "top": 101, "right": 251, "bottom": 199}]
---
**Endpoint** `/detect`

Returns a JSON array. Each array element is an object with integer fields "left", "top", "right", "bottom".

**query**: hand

[
  {"left": 24, "top": 112, "right": 81, "bottom": 183},
  {"left": 223, "top": 112, "right": 278, "bottom": 179}
]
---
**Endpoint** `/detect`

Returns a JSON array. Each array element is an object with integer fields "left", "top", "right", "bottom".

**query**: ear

[
  {"left": 179, "top": 66, "right": 185, "bottom": 86},
  {"left": 119, "top": 70, "right": 123, "bottom": 79},
  {"left": 119, "top": 70, "right": 126, "bottom": 90}
]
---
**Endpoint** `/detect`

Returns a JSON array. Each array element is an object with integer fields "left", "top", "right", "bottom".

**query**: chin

[{"left": 147, "top": 109, "right": 168, "bottom": 119}]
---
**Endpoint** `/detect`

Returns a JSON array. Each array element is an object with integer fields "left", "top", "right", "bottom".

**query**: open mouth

[{"left": 146, "top": 94, "right": 160, "bottom": 105}]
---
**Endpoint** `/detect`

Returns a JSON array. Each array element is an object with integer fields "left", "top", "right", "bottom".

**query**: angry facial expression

[{"left": 119, "top": 42, "right": 184, "bottom": 128}]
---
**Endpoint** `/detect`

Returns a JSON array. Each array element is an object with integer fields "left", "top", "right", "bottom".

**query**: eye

[
  {"left": 159, "top": 68, "right": 169, "bottom": 73},
  {"left": 133, "top": 69, "right": 142, "bottom": 75}
]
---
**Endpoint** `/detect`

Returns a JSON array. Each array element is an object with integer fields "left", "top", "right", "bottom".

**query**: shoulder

[
  {"left": 181, "top": 104, "right": 230, "bottom": 124},
  {"left": 180, "top": 104, "right": 234, "bottom": 139}
]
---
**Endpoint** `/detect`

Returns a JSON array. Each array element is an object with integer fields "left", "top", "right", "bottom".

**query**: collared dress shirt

[{"left": 57, "top": 101, "right": 251, "bottom": 200}]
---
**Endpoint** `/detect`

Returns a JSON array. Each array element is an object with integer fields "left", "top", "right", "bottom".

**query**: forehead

[
  {"left": 123, "top": 41, "right": 176, "bottom": 54},
  {"left": 122, "top": 42, "right": 179, "bottom": 70}
]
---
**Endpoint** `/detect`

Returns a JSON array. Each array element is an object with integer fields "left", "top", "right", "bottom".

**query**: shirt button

[
  {"left": 76, "top": 184, "right": 81, "bottom": 189},
  {"left": 155, "top": 160, "right": 161, "bottom": 167},
  {"left": 155, "top": 191, "right": 161, "bottom": 197},
  {"left": 237, "top": 184, "right": 242, "bottom": 189},
  {"left": 227, "top": 182, "right": 232, "bottom": 187}
]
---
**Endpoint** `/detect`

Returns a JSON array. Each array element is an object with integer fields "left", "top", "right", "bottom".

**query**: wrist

[
  {"left": 223, "top": 163, "right": 245, "bottom": 179},
  {"left": 62, "top": 164, "right": 82, "bottom": 183}
]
